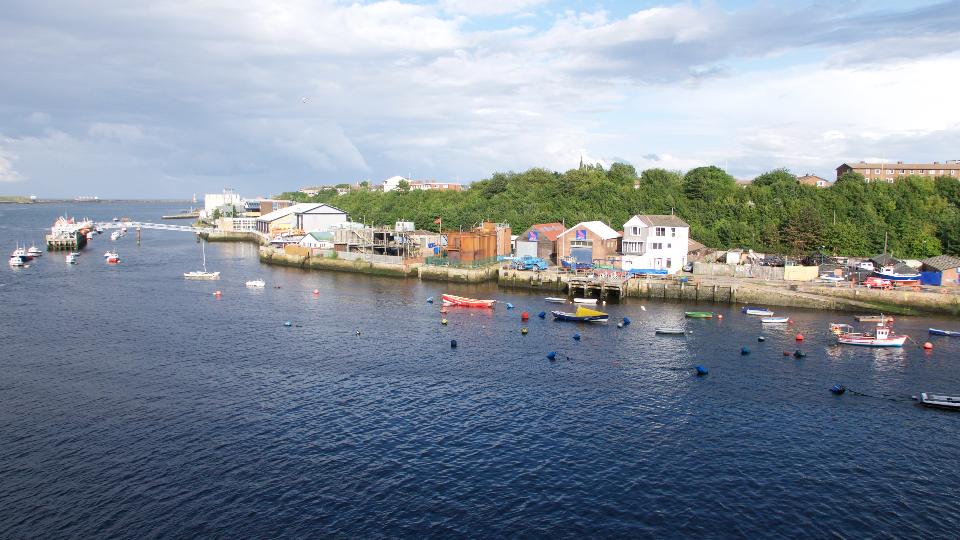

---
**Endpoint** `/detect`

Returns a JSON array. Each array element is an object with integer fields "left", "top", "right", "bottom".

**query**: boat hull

[
  {"left": 761, "top": 317, "right": 790, "bottom": 324},
  {"left": 872, "top": 270, "right": 921, "bottom": 281},
  {"left": 184, "top": 272, "right": 220, "bottom": 279},
  {"left": 918, "top": 393, "right": 960, "bottom": 411},
  {"left": 552, "top": 311, "right": 608, "bottom": 323},
  {"left": 685, "top": 312, "right": 713, "bottom": 318},
  {"left": 440, "top": 294, "right": 495, "bottom": 308},
  {"left": 544, "top": 297, "right": 566, "bottom": 303},
  {"left": 837, "top": 335, "right": 907, "bottom": 347},
  {"left": 655, "top": 328, "right": 686, "bottom": 335},
  {"left": 929, "top": 328, "right": 960, "bottom": 337},
  {"left": 745, "top": 309, "right": 774, "bottom": 316}
]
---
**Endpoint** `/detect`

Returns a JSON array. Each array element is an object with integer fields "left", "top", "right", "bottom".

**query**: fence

[{"left": 425, "top": 255, "right": 499, "bottom": 268}]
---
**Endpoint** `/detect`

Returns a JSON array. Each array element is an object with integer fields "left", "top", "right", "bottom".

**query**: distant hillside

[{"left": 0, "top": 196, "right": 33, "bottom": 203}]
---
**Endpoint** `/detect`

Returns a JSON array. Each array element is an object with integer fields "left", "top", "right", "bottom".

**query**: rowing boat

[
  {"left": 917, "top": 393, "right": 960, "bottom": 411},
  {"left": 761, "top": 317, "right": 790, "bottom": 324},
  {"left": 544, "top": 297, "right": 566, "bottom": 303},
  {"left": 855, "top": 315, "right": 894, "bottom": 323},
  {"left": 684, "top": 311, "right": 714, "bottom": 318},
  {"left": 573, "top": 298, "right": 598, "bottom": 305},
  {"left": 745, "top": 309, "right": 775, "bottom": 316},
  {"left": 440, "top": 294, "right": 496, "bottom": 308},
  {"left": 655, "top": 328, "right": 686, "bottom": 335},
  {"left": 552, "top": 306, "right": 609, "bottom": 323},
  {"left": 929, "top": 328, "right": 960, "bottom": 337}
]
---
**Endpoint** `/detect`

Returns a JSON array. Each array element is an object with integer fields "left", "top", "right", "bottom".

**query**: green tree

[
  {"left": 752, "top": 168, "right": 796, "bottom": 187},
  {"left": 683, "top": 166, "right": 736, "bottom": 201}
]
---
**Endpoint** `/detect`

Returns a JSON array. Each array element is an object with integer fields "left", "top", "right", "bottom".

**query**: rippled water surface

[{"left": 2, "top": 203, "right": 960, "bottom": 538}]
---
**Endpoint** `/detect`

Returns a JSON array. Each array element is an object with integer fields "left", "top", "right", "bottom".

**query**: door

[{"left": 571, "top": 247, "right": 593, "bottom": 264}]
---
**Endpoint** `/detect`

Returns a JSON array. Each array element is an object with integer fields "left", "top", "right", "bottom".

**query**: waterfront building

[
  {"left": 216, "top": 217, "right": 257, "bottom": 232},
  {"left": 620, "top": 215, "right": 689, "bottom": 274},
  {"left": 248, "top": 199, "right": 294, "bottom": 216},
  {"left": 203, "top": 189, "right": 243, "bottom": 216},
  {"left": 920, "top": 255, "right": 960, "bottom": 287},
  {"left": 256, "top": 203, "right": 349, "bottom": 235},
  {"left": 836, "top": 160, "right": 960, "bottom": 182},
  {"left": 299, "top": 231, "right": 335, "bottom": 249},
  {"left": 444, "top": 222, "right": 505, "bottom": 263},
  {"left": 382, "top": 175, "right": 463, "bottom": 192},
  {"left": 556, "top": 221, "right": 621, "bottom": 266},
  {"left": 515, "top": 223, "right": 564, "bottom": 262}
]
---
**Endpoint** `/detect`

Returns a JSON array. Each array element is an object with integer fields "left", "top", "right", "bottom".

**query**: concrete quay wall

[
  {"left": 260, "top": 248, "right": 499, "bottom": 282},
  {"left": 201, "top": 231, "right": 268, "bottom": 245}
]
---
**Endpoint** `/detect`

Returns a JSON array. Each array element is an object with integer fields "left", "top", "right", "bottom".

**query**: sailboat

[{"left": 184, "top": 241, "right": 220, "bottom": 280}]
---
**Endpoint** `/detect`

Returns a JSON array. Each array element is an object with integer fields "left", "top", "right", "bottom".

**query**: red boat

[{"left": 440, "top": 294, "right": 496, "bottom": 308}]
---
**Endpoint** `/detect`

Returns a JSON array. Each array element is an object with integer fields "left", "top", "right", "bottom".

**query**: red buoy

[
  {"left": 783, "top": 351, "right": 791, "bottom": 356},
  {"left": 795, "top": 333, "right": 804, "bottom": 341},
  {"left": 924, "top": 342, "right": 933, "bottom": 350},
  {"left": 313, "top": 289, "right": 319, "bottom": 295},
  {"left": 214, "top": 290, "right": 222, "bottom": 297},
  {"left": 717, "top": 314, "right": 724, "bottom": 320},
  {"left": 521, "top": 311, "right": 529, "bottom": 320}
]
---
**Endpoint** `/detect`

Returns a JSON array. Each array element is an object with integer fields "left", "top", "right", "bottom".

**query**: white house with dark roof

[{"left": 621, "top": 214, "right": 689, "bottom": 273}]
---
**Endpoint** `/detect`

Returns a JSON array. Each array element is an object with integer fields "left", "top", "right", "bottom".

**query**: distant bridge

[{"left": 96, "top": 221, "right": 215, "bottom": 233}]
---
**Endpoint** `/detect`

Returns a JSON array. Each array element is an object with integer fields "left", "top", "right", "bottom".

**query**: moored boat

[
  {"left": 855, "top": 314, "right": 894, "bottom": 323},
  {"left": 106, "top": 252, "right": 120, "bottom": 264},
  {"left": 819, "top": 274, "right": 844, "bottom": 282},
  {"left": 573, "top": 298, "right": 598, "bottom": 305},
  {"left": 916, "top": 393, "right": 960, "bottom": 411},
  {"left": 929, "top": 328, "right": 960, "bottom": 337},
  {"left": 245, "top": 279, "right": 266, "bottom": 288},
  {"left": 544, "top": 297, "right": 566, "bottom": 303},
  {"left": 745, "top": 309, "right": 775, "bottom": 316},
  {"left": 65, "top": 253, "right": 77, "bottom": 264},
  {"left": 110, "top": 231, "right": 122, "bottom": 241},
  {"left": 27, "top": 245, "right": 43, "bottom": 257},
  {"left": 685, "top": 311, "right": 714, "bottom": 318},
  {"left": 761, "top": 317, "right": 790, "bottom": 324},
  {"left": 552, "top": 306, "right": 609, "bottom": 323},
  {"left": 8, "top": 255, "right": 25, "bottom": 266},
  {"left": 655, "top": 328, "right": 686, "bottom": 335},
  {"left": 836, "top": 322, "right": 906, "bottom": 347},
  {"left": 11, "top": 245, "right": 32, "bottom": 261},
  {"left": 440, "top": 293, "right": 496, "bottom": 308}
]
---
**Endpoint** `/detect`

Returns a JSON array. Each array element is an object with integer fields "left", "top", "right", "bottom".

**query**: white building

[
  {"left": 382, "top": 175, "right": 408, "bottom": 192},
  {"left": 620, "top": 215, "right": 689, "bottom": 274},
  {"left": 203, "top": 189, "right": 243, "bottom": 216},
  {"left": 256, "top": 203, "right": 349, "bottom": 234},
  {"left": 299, "top": 231, "right": 335, "bottom": 249}
]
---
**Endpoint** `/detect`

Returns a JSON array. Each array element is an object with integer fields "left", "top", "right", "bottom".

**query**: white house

[
  {"left": 620, "top": 215, "right": 689, "bottom": 274},
  {"left": 382, "top": 175, "right": 408, "bottom": 192},
  {"left": 256, "top": 203, "right": 349, "bottom": 235},
  {"left": 299, "top": 231, "right": 335, "bottom": 249}
]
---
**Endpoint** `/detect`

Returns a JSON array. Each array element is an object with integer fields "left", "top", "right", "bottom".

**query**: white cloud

[
  {"left": 0, "top": 142, "right": 23, "bottom": 182},
  {"left": 439, "top": 0, "right": 547, "bottom": 17}
]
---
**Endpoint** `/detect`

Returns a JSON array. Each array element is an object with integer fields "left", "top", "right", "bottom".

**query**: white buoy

[{"left": 641, "top": 306, "right": 646, "bottom": 311}]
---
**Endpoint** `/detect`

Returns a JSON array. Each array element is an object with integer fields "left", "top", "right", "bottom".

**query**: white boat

[
  {"left": 103, "top": 250, "right": 117, "bottom": 258},
  {"left": 544, "top": 297, "right": 566, "bottom": 303},
  {"left": 106, "top": 252, "right": 120, "bottom": 264},
  {"left": 110, "top": 231, "right": 122, "bottom": 241},
  {"left": 819, "top": 274, "right": 844, "bottom": 282},
  {"left": 8, "top": 255, "right": 25, "bottom": 266},
  {"left": 655, "top": 328, "right": 686, "bottom": 335},
  {"left": 184, "top": 241, "right": 219, "bottom": 279},
  {"left": 761, "top": 317, "right": 790, "bottom": 324},
  {"left": 11, "top": 245, "right": 31, "bottom": 260},
  {"left": 745, "top": 309, "right": 775, "bottom": 316},
  {"left": 836, "top": 322, "right": 907, "bottom": 347},
  {"left": 573, "top": 298, "right": 598, "bottom": 305},
  {"left": 27, "top": 245, "right": 42, "bottom": 257},
  {"left": 245, "top": 279, "right": 266, "bottom": 288},
  {"left": 916, "top": 393, "right": 960, "bottom": 411},
  {"left": 66, "top": 253, "right": 77, "bottom": 264}
]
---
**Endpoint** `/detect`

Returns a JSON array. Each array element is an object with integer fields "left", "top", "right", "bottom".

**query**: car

[
  {"left": 682, "top": 262, "right": 694, "bottom": 272},
  {"left": 857, "top": 261, "right": 875, "bottom": 271},
  {"left": 863, "top": 276, "right": 892, "bottom": 290}
]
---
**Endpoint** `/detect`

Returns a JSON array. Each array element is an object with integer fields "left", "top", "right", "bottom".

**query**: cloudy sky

[{"left": 2, "top": 0, "right": 959, "bottom": 198}]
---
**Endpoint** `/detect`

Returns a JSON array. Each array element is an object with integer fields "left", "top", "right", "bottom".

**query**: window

[
  {"left": 570, "top": 240, "right": 592, "bottom": 248},
  {"left": 667, "top": 243, "right": 672, "bottom": 249},
  {"left": 652, "top": 242, "right": 662, "bottom": 250},
  {"left": 655, "top": 227, "right": 666, "bottom": 236},
  {"left": 929, "top": 170, "right": 936, "bottom": 175},
  {"left": 666, "top": 258, "right": 672, "bottom": 268},
  {"left": 900, "top": 169, "right": 905, "bottom": 173},
  {"left": 885, "top": 169, "right": 892, "bottom": 174},
  {"left": 632, "top": 226, "right": 639, "bottom": 235},
  {"left": 875, "top": 169, "right": 880, "bottom": 173},
  {"left": 670, "top": 227, "right": 676, "bottom": 237},
  {"left": 655, "top": 258, "right": 663, "bottom": 268}
]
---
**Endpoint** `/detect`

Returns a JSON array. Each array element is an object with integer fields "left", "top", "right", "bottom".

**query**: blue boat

[
  {"left": 929, "top": 328, "right": 960, "bottom": 337},
  {"left": 552, "top": 306, "right": 609, "bottom": 323}
]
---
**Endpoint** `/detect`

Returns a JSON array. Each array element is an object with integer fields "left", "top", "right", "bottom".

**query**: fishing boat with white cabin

[
  {"left": 835, "top": 321, "right": 907, "bottom": 347},
  {"left": 915, "top": 393, "right": 960, "bottom": 411}
]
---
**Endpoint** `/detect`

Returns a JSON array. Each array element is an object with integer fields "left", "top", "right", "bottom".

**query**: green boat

[{"left": 685, "top": 311, "right": 714, "bottom": 318}]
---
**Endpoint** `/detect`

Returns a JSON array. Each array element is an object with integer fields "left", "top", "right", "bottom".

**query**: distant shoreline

[{"left": 1, "top": 199, "right": 194, "bottom": 204}]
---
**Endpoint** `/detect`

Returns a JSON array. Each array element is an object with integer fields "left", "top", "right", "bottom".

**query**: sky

[{"left": 1, "top": 0, "right": 959, "bottom": 198}]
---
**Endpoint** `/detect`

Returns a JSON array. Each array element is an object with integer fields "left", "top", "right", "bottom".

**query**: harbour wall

[
  {"left": 259, "top": 248, "right": 498, "bottom": 283},
  {"left": 200, "top": 231, "right": 268, "bottom": 245}
]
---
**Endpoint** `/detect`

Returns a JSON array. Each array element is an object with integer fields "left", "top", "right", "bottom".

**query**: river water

[{"left": 2, "top": 202, "right": 959, "bottom": 538}]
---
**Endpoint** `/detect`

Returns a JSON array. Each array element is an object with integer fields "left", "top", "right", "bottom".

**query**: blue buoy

[
  {"left": 537, "top": 311, "right": 546, "bottom": 319},
  {"left": 793, "top": 350, "right": 806, "bottom": 358},
  {"left": 283, "top": 321, "right": 292, "bottom": 327},
  {"left": 830, "top": 384, "right": 846, "bottom": 395},
  {"left": 573, "top": 333, "right": 581, "bottom": 341},
  {"left": 758, "top": 336, "right": 765, "bottom": 342},
  {"left": 547, "top": 351, "right": 557, "bottom": 360},
  {"left": 622, "top": 317, "right": 631, "bottom": 325},
  {"left": 506, "top": 303, "right": 514, "bottom": 309},
  {"left": 450, "top": 339, "right": 458, "bottom": 348},
  {"left": 695, "top": 365, "right": 709, "bottom": 376},
  {"left": 427, "top": 297, "right": 434, "bottom": 304},
  {"left": 741, "top": 346, "right": 750, "bottom": 355}
]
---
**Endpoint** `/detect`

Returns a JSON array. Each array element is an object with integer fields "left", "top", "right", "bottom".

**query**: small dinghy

[
  {"left": 819, "top": 274, "right": 844, "bottom": 282},
  {"left": 544, "top": 297, "right": 566, "bottom": 303},
  {"left": 929, "top": 328, "right": 960, "bottom": 337},
  {"left": 916, "top": 393, "right": 960, "bottom": 411},
  {"left": 655, "top": 328, "right": 686, "bottom": 335},
  {"left": 684, "top": 311, "right": 714, "bottom": 318},
  {"left": 761, "top": 317, "right": 790, "bottom": 324},
  {"left": 245, "top": 279, "right": 266, "bottom": 288},
  {"left": 573, "top": 298, "right": 598, "bottom": 305},
  {"left": 552, "top": 306, "right": 609, "bottom": 323},
  {"left": 440, "top": 294, "right": 495, "bottom": 308},
  {"left": 745, "top": 308, "right": 775, "bottom": 316},
  {"left": 855, "top": 314, "right": 893, "bottom": 323}
]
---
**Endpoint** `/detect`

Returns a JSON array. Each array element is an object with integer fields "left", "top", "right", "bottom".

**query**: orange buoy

[
  {"left": 521, "top": 311, "right": 529, "bottom": 321},
  {"left": 783, "top": 351, "right": 791, "bottom": 356},
  {"left": 718, "top": 314, "right": 724, "bottom": 320},
  {"left": 923, "top": 342, "right": 933, "bottom": 350},
  {"left": 795, "top": 333, "right": 804, "bottom": 341}
]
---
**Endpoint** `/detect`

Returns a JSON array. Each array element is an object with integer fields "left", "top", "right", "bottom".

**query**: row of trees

[{"left": 277, "top": 164, "right": 960, "bottom": 258}]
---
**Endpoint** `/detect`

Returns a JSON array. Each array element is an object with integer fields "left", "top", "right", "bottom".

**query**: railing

[
  {"left": 424, "top": 255, "right": 499, "bottom": 268},
  {"left": 96, "top": 221, "right": 214, "bottom": 233}
]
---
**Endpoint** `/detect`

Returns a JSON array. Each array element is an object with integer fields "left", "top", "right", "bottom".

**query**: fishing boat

[
  {"left": 184, "top": 241, "right": 219, "bottom": 280},
  {"left": 8, "top": 255, "right": 25, "bottom": 266},
  {"left": 573, "top": 298, "right": 598, "bottom": 305},
  {"left": 27, "top": 245, "right": 42, "bottom": 257},
  {"left": 873, "top": 266, "right": 921, "bottom": 282},
  {"left": 745, "top": 308, "right": 775, "bottom": 316},
  {"left": 440, "top": 294, "right": 495, "bottom": 308},
  {"left": 106, "top": 252, "right": 120, "bottom": 264},
  {"left": 544, "top": 297, "right": 566, "bottom": 303},
  {"left": 929, "top": 328, "right": 960, "bottom": 337},
  {"left": 655, "top": 328, "right": 686, "bottom": 335},
  {"left": 685, "top": 311, "right": 714, "bottom": 318},
  {"left": 916, "top": 393, "right": 960, "bottom": 411},
  {"left": 11, "top": 245, "right": 32, "bottom": 261},
  {"left": 761, "top": 317, "right": 790, "bottom": 324},
  {"left": 836, "top": 322, "right": 907, "bottom": 347},
  {"left": 65, "top": 253, "right": 77, "bottom": 264},
  {"left": 552, "top": 306, "right": 609, "bottom": 323},
  {"left": 245, "top": 279, "right": 266, "bottom": 288}
]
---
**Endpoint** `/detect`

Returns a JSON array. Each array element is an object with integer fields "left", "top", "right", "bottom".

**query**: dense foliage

[{"left": 277, "top": 165, "right": 960, "bottom": 258}]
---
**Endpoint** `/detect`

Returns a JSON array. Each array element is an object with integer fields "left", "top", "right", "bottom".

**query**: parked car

[{"left": 863, "top": 276, "right": 892, "bottom": 290}]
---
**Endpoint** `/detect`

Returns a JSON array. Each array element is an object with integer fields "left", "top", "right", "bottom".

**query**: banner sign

[
  {"left": 576, "top": 229, "right": 587, "bottom": 240},
  {"left": 528, "top": 231, "right": 539, "bottom": 241}
]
